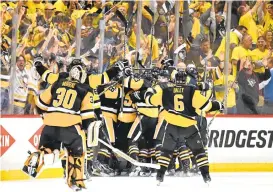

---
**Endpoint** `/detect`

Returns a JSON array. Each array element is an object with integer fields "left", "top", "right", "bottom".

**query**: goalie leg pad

[
  {"left": 66, "top": 152, "right": 86, "bottom": 189},
  {"left": 87, "top": 120, "right": 102, "bottom": 147}
]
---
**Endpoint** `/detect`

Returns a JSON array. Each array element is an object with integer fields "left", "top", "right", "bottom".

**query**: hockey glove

[
  {"left": 161, "top": 58, "right": 174, "bottom": 68},
  {"left": 219, "top": 101, "right": 224, "bottom": 113},
  {"left": 33, "top": 55, "right": 44, "bottom": 67},
  {"left": 124, "top": 66, "right": 132, "bottom": 77},
  {"left": 152, "top": 67, "right": 160, "bottom": 78},
  {"left": 129, "top": 91, "right": 144, "bottom": 103},
  {"left": 198, "top": 82, "right": 210, "bottom": 91},
  {"left": 114, "top": 59, "right": 129, "bottom": 71},
  {"left": 209, "top": 101, "right": 224, "bottom": 113}
]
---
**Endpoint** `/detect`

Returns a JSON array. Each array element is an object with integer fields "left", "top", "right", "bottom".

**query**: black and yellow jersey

[
  {"left": 124, "top": 76, "right": 152, "bottom": 91},
  {"left": 145, "top": 82, "right": 218, "bottom": 128},
  {"left": 118, "top": 88, "right": 137, "bottom": 123},
  {"left": 124, "top": 76, "right": 159, "bottom": 118},
  {"left": 97, "top": 84, "right": 122, "bottom": 122},
  {"left": 186, "top": 75, "right": 213, "bottom": 117},
  {"left": 0, "top": 74, "right": 9, "bottom": 89},
  {"left": 35, "top": 65, "right": 119, "bottom": 113},
  {"left": 36, "top": 78, "right": 97, "bottom": 128}
]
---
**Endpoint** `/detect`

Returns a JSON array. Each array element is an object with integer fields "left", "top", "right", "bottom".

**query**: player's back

[
  {"left": 161, "top": 83, "right": 197, "bottom": 118},
  {"left": 38, "top": 78, "right": 92, "bottom": 127}
]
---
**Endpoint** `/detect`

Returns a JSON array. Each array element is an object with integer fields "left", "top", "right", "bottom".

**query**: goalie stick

[
  {"left": 98, "top": 138, "right": 160, "bottom": 170},
  {"left": 99, "top": 122, "right": 159, "bottom": 169}
]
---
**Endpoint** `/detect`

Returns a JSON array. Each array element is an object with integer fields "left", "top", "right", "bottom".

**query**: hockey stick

[
  {"left": 115, "top": 9, "right": 128, "bottom": 114},
  {"left": 144, "top": 5, "right": 155, "bottom": 68},
  {"left": 207, "top": 75, "right": 239, "bottom": 130},
  {"left": 98, "top": 138, "right": 160, "bottom": 169},
  {"left": 98, "top": 81, "right": 119, "bottom": 97},
  {"left": 174, "top": 43, "right": 187, "bottom": 55},
  {"left": 199, "top": 58, "right": 208, "bottom": 128},
  {"left": 104, "top": 0, "right": 124, "bottom": 15},
  {"left": 132, "top": 104, "right": 144, "bottom": 142}
]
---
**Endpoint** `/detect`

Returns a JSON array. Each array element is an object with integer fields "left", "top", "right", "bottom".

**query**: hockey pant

[
  {"left": 127, "top": 115, "right": 157, "bottom": 163},
  {"left": 157, "top": 123, "right": 209, "bottom": 177},
  {"left": 23, "top": 125, "right": 86, "bottom": 189},
  {"left": 167, "top": 139, "right": 191, "bottom": 172},
  {"left": 97, "top": 116, "right": 117, "bottom": 165},
  {"left": 62, "top": 134, "right": 93, "bottom": 177},
  {"left": 153, "top": 114, "right": 167, "bottom": 161},
  {"left": 186, "top": 116, "right": 208, "bottom": 167}
]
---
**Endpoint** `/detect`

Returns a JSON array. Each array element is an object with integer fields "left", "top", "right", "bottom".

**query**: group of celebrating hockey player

[{"left": 22, "top": 55, "right": 224, "bottom": 191}]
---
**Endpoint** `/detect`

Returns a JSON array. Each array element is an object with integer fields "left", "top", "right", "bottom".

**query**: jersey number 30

[
  {"left": 174, "top": 94, "right": 184, "bottom": 112},
  {"left": 53, "top": 88, "right": 77, "bottom": 109}
]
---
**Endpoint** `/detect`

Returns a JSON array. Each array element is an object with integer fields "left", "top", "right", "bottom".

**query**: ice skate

[
  {"left": 92, "top": 160, "right": 114, "bottom": 177},
  {"left": 201, "top": 172, "right": 211, "bottom": 185},
  {"left": 156, "top": 171, "right": 165, "bottom": 186},
  {"left": 129, "top": 165, "right": 141, "bottom": 177}
]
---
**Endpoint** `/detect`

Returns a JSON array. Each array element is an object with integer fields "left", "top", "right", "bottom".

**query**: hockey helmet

[
  {"left": 186, "top": 64, "right": 198, "bottom": 80},
  {"left": 175, "top": 70, "right": 187, "bottom": 86}
]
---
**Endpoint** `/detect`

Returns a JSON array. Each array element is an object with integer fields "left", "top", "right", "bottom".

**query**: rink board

[{"left": 1, "top": 115, "right": 273, "bottom": 181}]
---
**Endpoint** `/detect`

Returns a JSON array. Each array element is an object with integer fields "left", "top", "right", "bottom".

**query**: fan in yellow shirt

[
  {"left": 214, "top": 63, "right": 239, "bottom": 114},
  {"left": 263, "top": 3, "right": 273, "bottom": 33},
  {"left": 26, "top": 0, "right": 45, "bottom": 15},
  {"left": 53, "top": 0, "right": 68, "bottom": 14},
  {"left": 238, "top": 0, "right": 262, "bottom": 44},
  {"left": 231, "top": 34, "right": 253, "bottom": 77},
  {"left": 215, "top": 26, "right": 247, "bottom": 59},
  {"left": 189, "top": 1, "right": 211, "bottom": 14},
  {"left": 251, "top": 36, "right": 272, "bottom": 73}
]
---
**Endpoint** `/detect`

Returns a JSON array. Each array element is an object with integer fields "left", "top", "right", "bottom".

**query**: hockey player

[
  {"left": 94, "top": 60, "right": 132, "bottom": 176},
  {"left": 22, "top": 62, "right": 99, "bottom": 191},
  {"left": 127, "top": 68, "right": 160, "bottom": 176},
  {"left": 131, "top": 69, "right": 224, "bottom": 185},
  {"left": 33, "top": 57, "right": 129, "bottom": 176},
  {"left": 186, "top": 64, "right": 212, "bottom": 175}
]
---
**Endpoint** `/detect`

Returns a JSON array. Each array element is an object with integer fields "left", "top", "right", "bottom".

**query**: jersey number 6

[{"left": 174, "top": 94, "right": 184, "bottom": 112}]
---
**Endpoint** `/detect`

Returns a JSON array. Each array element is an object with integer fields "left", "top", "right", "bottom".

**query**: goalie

[{"left": 22, "top": 62, "right": 101, "bottom": 191}]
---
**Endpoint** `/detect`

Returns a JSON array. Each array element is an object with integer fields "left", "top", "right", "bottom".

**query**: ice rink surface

[{"left": 1, "top": 173, "right": 273, "bottom": 192}]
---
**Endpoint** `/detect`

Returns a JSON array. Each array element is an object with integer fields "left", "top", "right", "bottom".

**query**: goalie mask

[{"left": 69, "top": 59, "right": 87, "bottom": 83}]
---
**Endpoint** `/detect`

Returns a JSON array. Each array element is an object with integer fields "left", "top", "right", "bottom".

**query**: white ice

[{"left": 1, "top": 173, "right": 273, "bottom": 192}]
